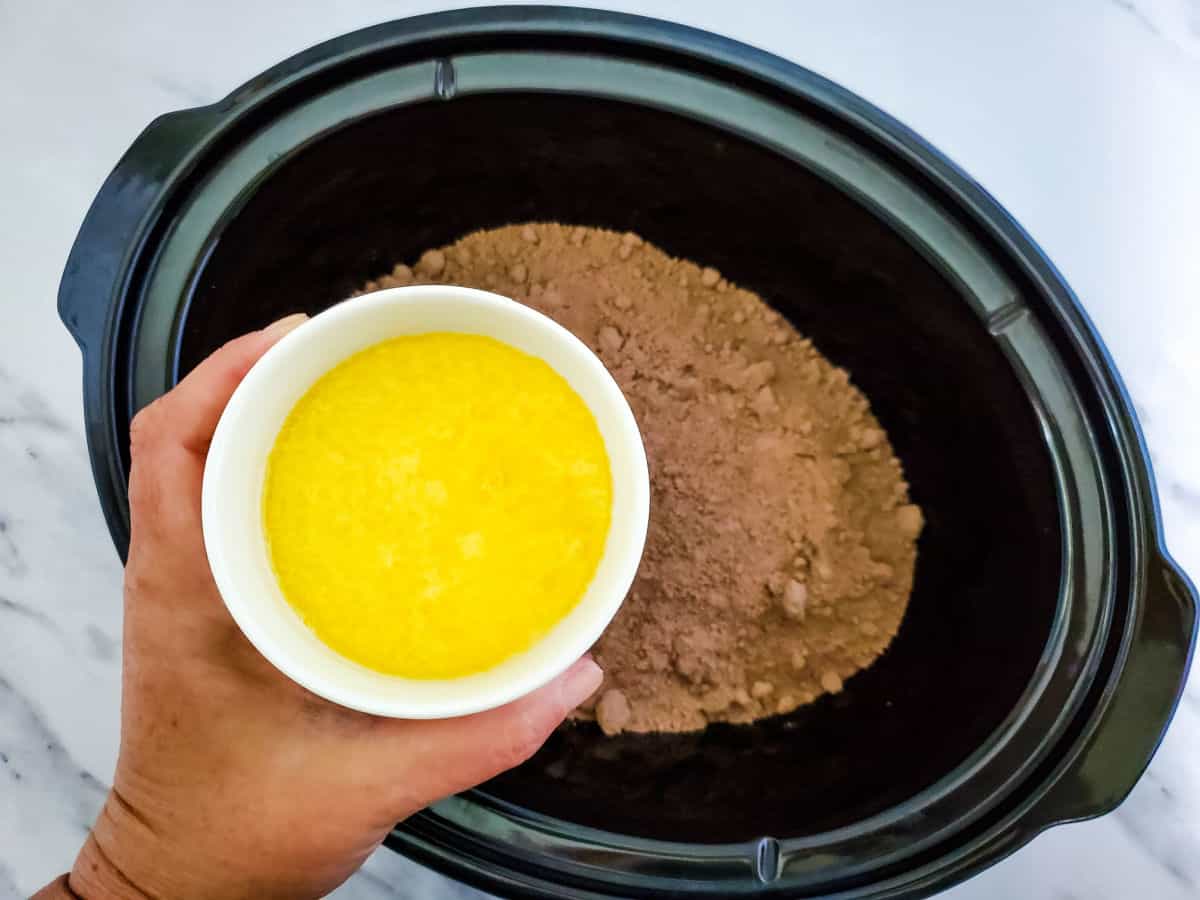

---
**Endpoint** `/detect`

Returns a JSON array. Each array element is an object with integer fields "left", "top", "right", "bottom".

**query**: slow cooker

[{"left": 58, "top": 8, "right": 1196, "bottom": 898}]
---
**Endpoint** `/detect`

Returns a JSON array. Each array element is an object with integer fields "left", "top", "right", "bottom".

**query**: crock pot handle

[
  {"left": 1028, "top": 554, "right": 1197, "bottom": 827},
  {"left": 58, "top": 105, "right": 219, "bottom": 355}
]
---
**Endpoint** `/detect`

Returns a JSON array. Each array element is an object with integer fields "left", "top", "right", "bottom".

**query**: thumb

[
  {"left": 376, "top": 657, "right": 603, "bottom": 816},
  {"left": 125, "top": 313, "right": 310, "bottom": 578},
  {"left": 143, "top": 312, "right": 309, "bottom": 458}
]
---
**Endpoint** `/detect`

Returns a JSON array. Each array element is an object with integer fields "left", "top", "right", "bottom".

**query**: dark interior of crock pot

[{"left": 178, "top": 94, "right": 1061, "bottom": 842}]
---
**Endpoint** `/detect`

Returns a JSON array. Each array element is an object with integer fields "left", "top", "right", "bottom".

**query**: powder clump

[{"left": 359, "top": 223, "right": 922, "bottom": 733}]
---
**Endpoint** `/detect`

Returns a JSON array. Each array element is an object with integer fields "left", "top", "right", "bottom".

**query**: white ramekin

[{"left": 201, "top": 285, "right": 649, "bottom": 718}]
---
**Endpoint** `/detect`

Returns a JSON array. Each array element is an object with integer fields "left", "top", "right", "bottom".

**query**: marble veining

[
  {"left": 1110, "top": 0, "right": 1200, "bottom": 57},
  {"left": 1, "top": 1, "right": 1197, "bottom": 898}
]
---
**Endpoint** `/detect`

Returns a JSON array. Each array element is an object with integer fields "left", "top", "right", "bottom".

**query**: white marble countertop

[{"left": 2, "top": 1, "right": 1198, "bottom": 897}]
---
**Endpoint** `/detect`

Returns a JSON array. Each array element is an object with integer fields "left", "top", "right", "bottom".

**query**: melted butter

[{"left": 263, "top": 333, "right": 612, "bottom": 679}]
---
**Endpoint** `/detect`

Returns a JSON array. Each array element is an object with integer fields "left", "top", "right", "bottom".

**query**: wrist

[
  {"left": 30, "top": 875, "right": 81, "bottom": 899},
  {"left": 67, "top": 796, "right": 156, "bottom": 900}
]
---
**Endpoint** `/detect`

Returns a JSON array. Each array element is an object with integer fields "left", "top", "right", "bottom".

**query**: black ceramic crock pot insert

[{"left": 58, "top": 8, "right": 1196, "bottom": 899}]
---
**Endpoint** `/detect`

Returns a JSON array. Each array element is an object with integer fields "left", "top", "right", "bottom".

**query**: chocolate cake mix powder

[{"left": 356, "top": 223, "right": 922, "bottom": 735}]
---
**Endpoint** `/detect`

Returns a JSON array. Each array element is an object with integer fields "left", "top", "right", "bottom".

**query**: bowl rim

[{"left": 200, "top": 285, "right": 650, "bottom": 719}]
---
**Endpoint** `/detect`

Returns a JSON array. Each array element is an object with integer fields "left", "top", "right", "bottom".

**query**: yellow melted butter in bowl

[{"left": 263, "top": 332, "right": 613, "bottom": 679}]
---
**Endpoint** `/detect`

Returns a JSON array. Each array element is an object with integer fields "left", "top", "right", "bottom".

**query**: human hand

[{"left": 47, "top": 315, "right": 603, "bottom": 900}]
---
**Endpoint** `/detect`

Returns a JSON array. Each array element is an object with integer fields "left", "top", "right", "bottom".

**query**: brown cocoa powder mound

[{"left": 358, "top": 223, "right": 923, "bottom": 734}]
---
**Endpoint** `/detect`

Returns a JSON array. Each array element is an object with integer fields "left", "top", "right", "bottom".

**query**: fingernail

[
  {"left": 561, "top": 656, "right": 604, "bottom": 707},
  {"left": 263, "top": 312, "right": 309, "bottom": 339}
]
